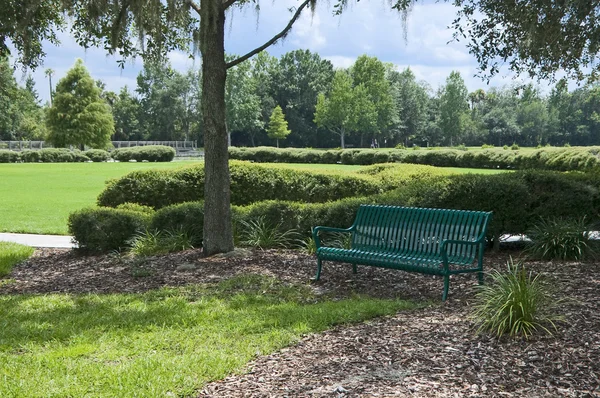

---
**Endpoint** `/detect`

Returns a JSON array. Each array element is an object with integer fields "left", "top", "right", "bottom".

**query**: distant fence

[{"left": 0, "top": 140, "right": 202, "bottom": 157}]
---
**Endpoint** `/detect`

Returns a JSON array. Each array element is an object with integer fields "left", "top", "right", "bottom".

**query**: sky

[{"left": 14, "top": 0, "right": 542, "bottom": 103}]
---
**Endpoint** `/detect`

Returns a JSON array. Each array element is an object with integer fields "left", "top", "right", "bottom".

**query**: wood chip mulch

[{"left": 1, "top": 248, "right": 599, "bottom": 397}]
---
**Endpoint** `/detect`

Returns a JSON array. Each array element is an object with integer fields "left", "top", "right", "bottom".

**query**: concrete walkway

[{"left": 0, "top": 233, "right": 76, "bottom": 248}]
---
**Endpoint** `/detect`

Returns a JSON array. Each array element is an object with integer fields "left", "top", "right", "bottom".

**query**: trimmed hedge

[
  {"left": 0, "top": 150, "right": 21, "bottom": 163},
  {"left": 0, "top": 148, "right": 91, "bottom": 163},
  {"left": 97, "top": 161, "right": 384, "bottom": 209},
  {"left": 228, "top": 146, "right": 600, "bottom": 171},
  {"left": 68, "top": 208, "right": 150, "bottom": 253},
  {"left": 150, "top": 202, "right": 204, "bottom": 246},
  {"left": 111, "top": 145, "right": 176, "bottom": 162},
  {"left": 85, "top": 149, "right": 111, "bottom": 162}
]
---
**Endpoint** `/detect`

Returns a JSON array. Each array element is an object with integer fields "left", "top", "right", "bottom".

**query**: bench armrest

[{"left": 312, "top": 226, "right": 355, "bottom": 249}]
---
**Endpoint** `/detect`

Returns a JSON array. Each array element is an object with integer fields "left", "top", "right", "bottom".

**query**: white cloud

[{"left": 324, "top": 55, "right": 356, "bottom": 69}]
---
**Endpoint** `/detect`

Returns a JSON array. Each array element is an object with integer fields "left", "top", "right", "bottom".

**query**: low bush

[
  {"left": 38, "top": 148, "right": 90, "bottom": 163},
  {"left": 85, "top": 149, "right": 111, "bottom": 162},
  {"left": 237, "top": 216, "right": 301, "bottom": 249},
  {"left": 525, "top": 217, "right": 597, "bottom": 260},
  {"left": 111, "top": 145, "right": 176, "bottom": 162},
  {"left": 20, "top": 150, "right": 40, "bottom": 162},
  {"left": 116, "top": 203, "right": 156, "bottom": 215},
  {"left": 229, "top": 146, "right": 600, "bottom": 171},
  {"left": 0, "top": 242, "right": 34, "bottom": 277},
  {"left": 98, "top": 161, "right": 382, "bottom": 209},
  {"left": 471, "top": 259, "right": 562, "bottom": 338},
  {"left": 150, "top": 202, "right": 204, "bottom": 247},
  {"left": 68, "top": 208, "right": 150, "bottom": 253},
  {"left": 0, "top": 150, "right": 21, "bottom": 163}
]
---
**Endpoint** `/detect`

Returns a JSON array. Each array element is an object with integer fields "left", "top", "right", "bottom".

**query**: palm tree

[{"left": 44, "top": 68, "right": 54, "bottom": 105}]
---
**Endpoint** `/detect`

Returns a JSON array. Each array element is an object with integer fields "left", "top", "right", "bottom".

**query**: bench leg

[
  {"left": 314, "top": 258, "right": 322, "bottom": 281},
  {"left": 478, "top": 271, "right": 484, "bottom": 285},
  {"left": 442, "top": 275, "right": 450, "bottom": 301},
  {"left": 352, "top": 263, "right": 357, "bottom": 274}
]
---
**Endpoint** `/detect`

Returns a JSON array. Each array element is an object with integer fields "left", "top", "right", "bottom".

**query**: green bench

[{"left": 313, "top": 205, "right": 492, "bottom": 301}]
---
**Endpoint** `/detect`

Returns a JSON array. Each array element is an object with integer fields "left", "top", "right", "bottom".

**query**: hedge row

[
  {"left": 111, "top": 145, "right": 176, "bottom": 162},
  {"left": 0, "top": 145, "right": 175, "bottom": 163},
  {"left": 229, "top": 146, "right": 600, "bottom": 171},
  {"left": 69, "top": 202, "right": 204, "bottom": 253},
  {"left": 97, "top": 160, "right": 398, "bottom": 209},
  {"left": 71, "top": 169, "right": 600, "bottom": 252}
]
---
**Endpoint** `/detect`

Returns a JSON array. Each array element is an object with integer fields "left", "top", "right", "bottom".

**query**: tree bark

[
  {"left": 200, "top": 0, "right": 234, "bottom": 256},
  {"left": 340, "top": 129, "right": 345, "bottom": 149}
]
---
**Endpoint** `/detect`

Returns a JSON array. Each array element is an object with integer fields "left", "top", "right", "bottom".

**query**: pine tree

[
  {"left": 46, "top": 59, "right": 114, "bottom": 149},
  {"left": 266, "top": 105, "right": 291, "bottom": 148}
]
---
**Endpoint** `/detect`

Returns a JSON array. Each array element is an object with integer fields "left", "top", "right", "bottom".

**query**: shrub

[
  {"left": 150, "top": 202, "right": 204, "bottom": 247},
  {"left": 85, "top": 149, "right": 111, "bottom": 162},
  {"left": 525, "top": 217, "right": 596, "bottom": 260},
  {"left": 455, "top": 144, "right": 468, "bottom": 151},
  {"left": 482, "top": 144, "right": 495, "bottom": 149},
  {"left": 503, "top": 145, "right": 509, "bottom": 150},
  {"left": 111, "top": 145, "right": 176, "bottom": 162},
  {"left": 471, "top": 259, "right": 562, "bottom": 338},
  {"left": 68, "top": 207, "right": 150, "bottom": 253},
  {"left": 116, "top": 203, "right": 156, "bottom": 215},
  {"left": 40, "top": 148, "right": 88, "bottom": 162},
  {"left": 20, "top": 150, "right": 40, "bottom": 162},
  {"left": 98, "top": 161, "right": 381, "bottom": 209},
  {"left": 511, "top": 143, "right": 520, "bottom": 150},
  {"left": 0, "top": 150, "right": 20, "bottom": 163},
  {"left": 0, "top": 242, "right": 35, "bottom": 277}
]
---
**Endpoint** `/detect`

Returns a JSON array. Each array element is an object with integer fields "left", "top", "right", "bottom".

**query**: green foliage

[
  {"left": 111, "top": 145, "right": 176, "bottom": 162},
  {"left": 98, "top": 161, "right": 381, "bottom": 209},
  {"left": 266, "top": 105, "right": 291, "bottom": 145},
  {"left": 20, "top": 150, "right": 40, "bottom": 162},
  {"left": 482, "top": 144, "right": 495, "bottom": 149},
  {"left": 229, "top": 146, "right": 600, "bottom": 171},
  {"left": 150, "top": 202, "right": 204, "bottom": 247},
  {"left": 511, "top": 142, "right": 520, "bottom": 150},
  {"left": 440, "top": 71, "right": 469, "bottom": 146},
  {"left": 116, "top": 202, "right": 156, "bottom": 215},
  {"left": 46, "top": 59, "right": 114, "bottom": 149},
  {"left": 471, "top": 259, "right": 562, "bottom": 338},
  {"left": 237, "top": 216, "right": 301, "bottom": 249},
  {"left": 84, "top": 149, "right": 111, "bottom": 162},
  {"left": 0, "top": 242, "right": 34, "bottom": 277},
  {"left": 68, "top": 207, "right": 150, "bottom": 253},
  {"left": 0, "top": 150, "right": 20, "bottom": 163},
  {"left": 128, "top": 228, "right": 194, "bottom": 256},
  {"left": 525, "top": 217, "right": 597, "bottom": 260}
]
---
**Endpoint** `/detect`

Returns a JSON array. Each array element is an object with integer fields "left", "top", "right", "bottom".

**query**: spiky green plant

[
  {"left": 525, "top": 217, "right": 596, "bottom": 260},
  {"left": 129, "top": 228, "right": 194, "bottom": 256},
  {"left": 238, "top": 217, "right": 300, "bottom": 249},
  {"left": 471, "top": 259, "right": 562, "bottom": 339}
]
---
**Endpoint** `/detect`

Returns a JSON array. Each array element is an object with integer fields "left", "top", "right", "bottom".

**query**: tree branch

[
  {"left": 223, "top": 0, "right": 239, "bottom": 9},
  {"left": 189, "top": 1, "right": 201, "bottom": 16},
  {"left": 225, "top": 0, "right": 313, "bottom": 69}
]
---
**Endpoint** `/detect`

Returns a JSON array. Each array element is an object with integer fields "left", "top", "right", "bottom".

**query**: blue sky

[{"left": 16, "top": 0, "right": 538, "bottom": 103}]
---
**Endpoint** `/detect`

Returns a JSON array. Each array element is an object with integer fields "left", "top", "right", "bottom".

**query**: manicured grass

[
  {"left": 0, "top": 242, "right": 34, "bottom": 277},
  {"left": 0, "top": 162, "right": 199, "bottom": 235},
  {"left": 0, "top": 274, "right": 419, "bottom": 397}
]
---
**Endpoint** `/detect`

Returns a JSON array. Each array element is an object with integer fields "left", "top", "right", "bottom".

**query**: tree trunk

[
  {"left": 200, "top": 0, "right": 234, "bottom": 256},
  {"left": 276, "top": 138, "right": 279, "bottom": 148},
  {"left": 340, "top": 129, "right": 345, "bottom": 149}
]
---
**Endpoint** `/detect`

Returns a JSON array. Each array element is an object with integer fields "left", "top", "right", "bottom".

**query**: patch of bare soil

[{"left": 2, "top": 249, "right": 599, "bottom": 397}]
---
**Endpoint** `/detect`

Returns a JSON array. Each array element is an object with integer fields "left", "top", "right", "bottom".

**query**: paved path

[{"left": 0, "top": 233, "right": 76, "bottom": 248}]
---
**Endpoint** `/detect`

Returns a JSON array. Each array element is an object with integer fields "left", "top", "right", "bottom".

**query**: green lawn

[
  {"left": 0, "top": 162, "right": 199, "bottom": 235},
  {"left": 0, "top": 275, "right": 418, "bottom": 397},
  {"left": 0, "top": 242, "right": 34, "bottom": 277},
  {"left": 0, "top": 160, "right": 505, "bottom": 235}
]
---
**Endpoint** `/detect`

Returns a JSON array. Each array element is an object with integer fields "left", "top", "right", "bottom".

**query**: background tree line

[{"left": 3, "top": 52, "right": 600, "bottom": 148}]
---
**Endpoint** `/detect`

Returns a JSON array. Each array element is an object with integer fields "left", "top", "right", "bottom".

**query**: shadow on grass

[{"left": 0, "top": 274, "right": 420, "bottom": 349}]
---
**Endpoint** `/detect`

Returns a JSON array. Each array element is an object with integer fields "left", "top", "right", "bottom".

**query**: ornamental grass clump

[
  {"left": 471, "top": 259, "right": 562, "bottom": 339},
  {"left": 525, "top": 217, "right": 596, "bottom": 261},
  {"left": 238, "top": 216, "right": 300, "bottom": 249},
  {"left": 129, "top": 228, "right": 194, "bottom": 256}
]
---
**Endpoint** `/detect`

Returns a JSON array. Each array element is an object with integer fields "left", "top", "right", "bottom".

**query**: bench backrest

[{"left": 351, "top": 205, "right": 491, "bottom": 259}]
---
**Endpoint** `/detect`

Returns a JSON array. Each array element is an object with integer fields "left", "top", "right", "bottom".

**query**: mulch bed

[{"left": 2, "top": 248, "right": 599, "bottom": 397}]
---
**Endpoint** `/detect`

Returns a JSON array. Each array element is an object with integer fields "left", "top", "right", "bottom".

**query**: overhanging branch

[
  {"left": 189, "top": 1, "right": 201, "bottom": 15},
  {"left": 223, "top": 0, "right": 239, "bottom": 9},
  {"left": 225, "top": 0, "right": 313, "bottom": 69}
]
